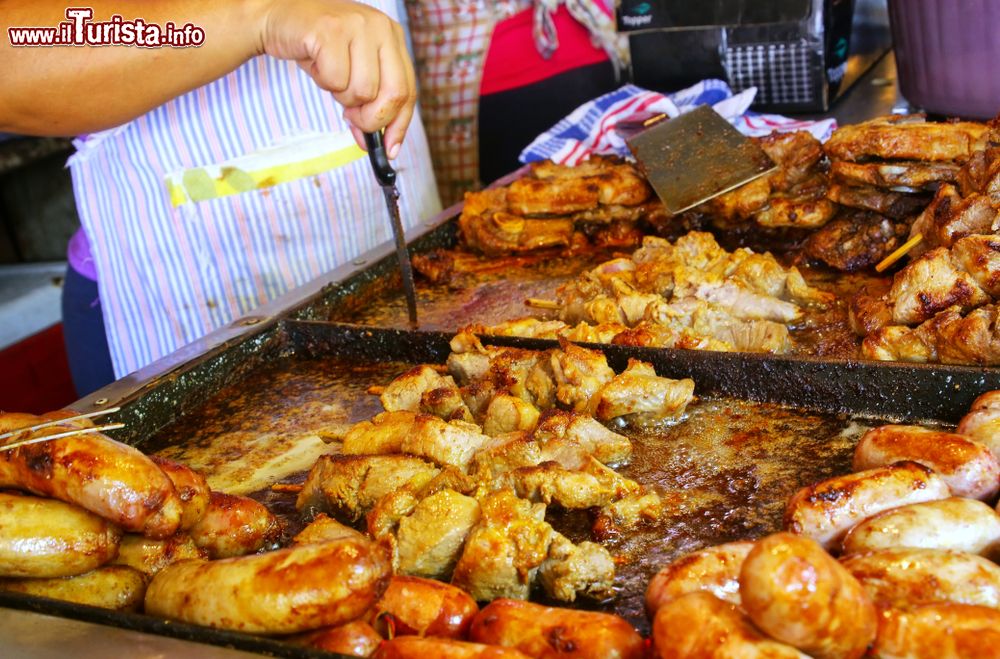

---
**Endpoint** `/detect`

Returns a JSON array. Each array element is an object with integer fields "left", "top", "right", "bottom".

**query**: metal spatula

[{"left": 624, "top": 105, "right": 777, "bottom": 215}]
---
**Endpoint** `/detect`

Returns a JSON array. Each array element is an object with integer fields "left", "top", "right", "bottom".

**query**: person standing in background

[
  {"left": 1, "top": 0, "right": 440, "bottom": 395},
  {"left": 406, "top": 0, "right": 627, "bottom": 204}
]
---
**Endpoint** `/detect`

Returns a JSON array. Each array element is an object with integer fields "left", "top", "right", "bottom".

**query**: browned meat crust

[{"left": 805, "top": 211, "right": 909, "bottom": 272}]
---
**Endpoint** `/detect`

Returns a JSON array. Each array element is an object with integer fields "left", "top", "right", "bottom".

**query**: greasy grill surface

[
  {"left": 325, "top": 246, "right": 881, "bottom": 360},
  {"left": 143, "top": 346, "right": 885, "bottom": 637}
]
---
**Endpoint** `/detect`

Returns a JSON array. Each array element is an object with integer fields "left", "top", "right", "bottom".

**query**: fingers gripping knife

[{"left": 363, "top": 131, "right": 419, "bottom": 328}]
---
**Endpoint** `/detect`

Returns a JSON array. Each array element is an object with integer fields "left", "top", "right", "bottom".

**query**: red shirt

[{"left": 480, "top": 6, "right": 610, "bottom": 96}]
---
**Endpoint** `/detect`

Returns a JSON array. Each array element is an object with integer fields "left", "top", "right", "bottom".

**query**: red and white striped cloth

[{"left": 520, "top": 80, "right": 837, "bottom": 166}]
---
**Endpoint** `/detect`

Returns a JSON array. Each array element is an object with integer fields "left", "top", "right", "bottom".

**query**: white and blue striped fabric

[
  {"left": 520, "top": 79, "right": 838, "bottom": 165},
  {"left": 68, "top": 0, "right": 441, "bottom": 378}
]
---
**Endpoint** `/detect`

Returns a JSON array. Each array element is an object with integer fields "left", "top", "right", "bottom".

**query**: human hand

[{"left": 256, "top": 0, "right": 416, "bottom": 158}]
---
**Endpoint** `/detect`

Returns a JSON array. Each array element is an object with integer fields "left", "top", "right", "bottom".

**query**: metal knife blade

[{"left": 363, "top": 131, "right": 418, "bottom": 328}]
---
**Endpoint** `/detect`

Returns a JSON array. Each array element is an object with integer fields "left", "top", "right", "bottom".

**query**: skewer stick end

[
  {"left": 876, "top": 233, "right": 922, "bottom": 273},
  {"left": 525, "top": 298, "right": 561, "bottom": 310}
]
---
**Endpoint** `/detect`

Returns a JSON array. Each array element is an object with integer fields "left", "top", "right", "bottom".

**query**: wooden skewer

[
  {"left": 367, "top": 385, "right": 386, "bottom": 396},
  {"left": 525, "top": 298, "right": 561, "bottom": 310},
  {"left": 270, "top": 483, "right": 304, "bottom": 493},
  {"left": 0, "top": 423, "right": 125, "bottom": 452},
  {"left": 876, "top": 233, "right": 923, "bottom": 273},
  {"left": 0, "top": 407, "right": 121, "bottom": 443},
  {"left": 643, "top": 113, "right": 668, "bottom": 127}
]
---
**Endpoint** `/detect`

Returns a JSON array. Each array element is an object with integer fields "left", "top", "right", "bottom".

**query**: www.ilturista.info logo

[{"left": 8, "top": 7, "right": 205, "bottom": 47}]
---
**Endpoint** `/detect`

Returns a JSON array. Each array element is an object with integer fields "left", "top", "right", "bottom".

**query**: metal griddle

[{"left": 13, "top": 172, "right": 1000, "bottom": 654}]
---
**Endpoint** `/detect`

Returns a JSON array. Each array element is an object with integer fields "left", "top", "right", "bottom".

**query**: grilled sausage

[
  {"left": 842, "top": 497, "right": 1000, "bottom": 559},
  {"left": 112, "top": 533, "right": 207, "bottom": 575},
  {"left": 0, "top": 412, "right": 181, "bottom": 538},
  {"left": 149, "top": 456, "right": 210, "bottom": 529},
  {"left": 871, "top": 603, "right": 1000, "bottom": 659},
  {"left": 652, "top": 592, "right": 809, "bottom": 659},
  {"left": 784, "top": 461, "right": 951, "bottom": 551},
  {"left": 373, "top": 637, "right": 530, "bottom": 659},
  {"left": 956, "top": 389, "right": 1000, "bottom": 461},
  {"left": 841, "top": 547, "right": 1000, "bottom": 610},
  {"left": 0, "top": 492, "right": 121, "bottom": 578},
  {"left": 0, "top": 565, "right": 146, "bottom": 611},
  {"left": 645, "top": 541, "right": 754, "bottom": 616},
  {"left": 469, "top": 599, "right": 644, "bottom": 659},
  {"left": 188, "top": 491, "right": 282, "bottom": 559},
  {"left": 294, "top": 620, "right": 383, "bottom": 657},
  {"left": 853, "top": 425, "right": 1000, "bottom": 500},
  {"left": 372, "top": 576, "right": 479, "bottom": 639},
  {"left": 145, "top": 537, "right": 391, "bottom": 634},
  {"left": 740, "top": 532, "right": 876, "bottom": 659}
]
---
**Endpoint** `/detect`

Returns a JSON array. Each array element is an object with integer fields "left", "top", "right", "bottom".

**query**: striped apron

[{"left": 68, "top": 0, "right": 441, "bottom": 378}]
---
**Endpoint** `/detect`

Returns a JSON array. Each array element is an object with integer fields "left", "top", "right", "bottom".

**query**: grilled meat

[
  {"left": 342, "top": 411, "right": 491, "bottom": 472},
  {"left": 296, "top": 454, "right": 440, "bottom": 521},
  {"left": 590, "top": 359, "right": 694, "bottom": 423},
  {"left": 830, "top": 159, "right": 961, "bottom": 190},
  {"left": 826, "top": 183, "right": 931, "bottom": 219},
  {"left": 824, "top": 114, "right": 989, "bottom": 163},
  {"left": 379, "top": 365, "right": 473, "bottom": 423},
  {"left": 395, "top": 488, "right": 482, "bottom": 579},
  {"left": 887, "top": 246, "right": 989, "bottom": 325},
  {"left": 805, "top": 210, "right": 908, "bottom": 272},
  {"left": 537, "top": 534, "right": 615, "bottom": 602},
  {"left": 908, "top": 184, "right": 999, "bottom": 256},
  {"left": 863, "top": 304, "right": 1000, "bottom": 365}
]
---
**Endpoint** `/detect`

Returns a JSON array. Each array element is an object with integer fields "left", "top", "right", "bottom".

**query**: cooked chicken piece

[
  {"left": 887, "top": 247, "right": 989, "bottom": 325},
  {"left": 826, "top": 183, "right": 930, "bottom": 219},
  {"left": 507, "top": 177, "right": 600, "bottom": 216},
  {"left": 700, "top": 175, "right": 771, "bottom": 222},
  {"left": 830, "top": 160, "right": 961, "bottom": 190},
  {"left": 474, "top": 318, "right": 569, "bottom": 340},
  {"left": 758, "top": 131, "right": 825, "bottom": 191},
  {"left": 690, "top": 280, "right": 802, "bottom": 323},
  {"left": 296, "top": 454, "right": 440, "bottom": 521},
  {"left": 594, "top": 491, "right": 664, "bottom": 539},
  {"left": 342, "top": 411, "right": 491, "bottom": 472},
  {"left": 396, "top": 489, "right": 482, "bottom": 580},
  {"left": 950, "top": 234, "right": 1000, "bottom": 297},
  {"left": 550, "top": 341, "right": 616, "bottom": 412},
  {"left": 447, "top": 351, "right": 491, "bottom": 386},
  {"left": 862, "top": 325, "right": 936, "bottom": 363},
  {"left": 530, "top": 155, "right": 618, "bottom": 180},
  {"left": 958, "top": 145, "right": 1000, "bottom": 201},
  {"left": 533, "top": 409, "right": 632, "bottom": 467},
  {"left": 805, "top": 211, "right": 908, "bottom": 272},
  {"left": 472, "top": 432, "right": 552, "bottom": 477},
  {"left": 785, "top": 267, "right": 837, "bottom": 307},
  {"left": 824, "top": 114, "right": 989, "bottom": 162},
  {"left": 380, "top": 365, "right": 473, "bottom": 422},
  {"left": 908, "top": 184, "right": 1000, "bottom": 257},
  {"left": 590, "top": 359, "right": 694, "bottom": 423},
  {"left": 459, "top": 211, "right": 576, "bottom": 256},
  {"left": 451, "top": 489, "right": 552, "bottom": 601},
  {"left": 538, "top": 533, "right": 615, "bottom": 602},
  {"left": 561, "top": 321, "right": 629, "bottom": 344},
  {"left": 292, "top": 513, "right": 365, "bottom": 545},
  {"left": 849, "top": 290, "right": 894, "bottom": 335},
  {"left": 643, "top": 299, "right": 790, "bottom": 353},
  {"left": 482, "top": 395, "right": 541, "bottom": 436},
  {"left": 753, "top": 195, "right": 837, "bottom": 229},
  {"left": 494, "top": 461, "right": 617, "bottom": 509}
]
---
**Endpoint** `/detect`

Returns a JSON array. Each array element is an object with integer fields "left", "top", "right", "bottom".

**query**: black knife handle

[{"left": 363, "top": 131, "right": 396, "bottom": 187}]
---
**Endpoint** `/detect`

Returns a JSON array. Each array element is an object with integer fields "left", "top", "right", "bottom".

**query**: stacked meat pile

[
  {"left": 804, "top": 115, "right": 987, "bottom": 272},
  {"left": 457, "top": 155, "right": 665, "bottom": 256},
  {"left": 848, "top": 119, "right": 1000, "bottom": 364},
  {"left": 643, "top": 390, "right": 1000, "bottom": 657},
  {"left": 465, "top": 231, "right": 833, "bottom": 354},
  {"left": 696, "top": 131, "right": 836, "bottom": 231},
  {"left": 298, "top": 333, "right": 693, "bottom": 608}
]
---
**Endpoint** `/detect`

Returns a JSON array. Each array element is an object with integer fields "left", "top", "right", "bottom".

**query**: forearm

[{"left": 0, "top": 0, "right": 266, "bottom": 136}]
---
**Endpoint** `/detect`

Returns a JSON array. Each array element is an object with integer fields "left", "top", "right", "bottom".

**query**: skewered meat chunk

[
  {"left": 948, "top": 234, "right": 1000, "bottom": 297},
  {"left": 909, "top": 184, "right": 1000, "bottom": 255},
  {"left": 848, "top": 290, "right": 893, "bottom": 335},
  {"left": 396, "top": 489, "right": 482, "bottom": 580},
  {"left": 830, "top": 159, "right": 961, "bottom": 190},
  {"left": 590, "top": 359, "right": 694, "bottom": 423},
  {"left": 493, "top": 461, "right": 617, "bottom": 509},
  {"left": 824, "top": 114, "right": 989, "bottom": 162},
  {"left": 863, "top": 304, "right": 1000, "bottom": 365},
  {"left": 537, "top": 533, "right": 615, "bottom": 602},
  {"left": 861, "top": 323, "right": 937, "bottom": 363},
  {"left": 805, "top": 211, "right": 908, "bottom": 272},
  {"left": 887, "top": 247, "right": 989, "bottom": 325},
  {"left": 342, "top": 411, "right": 491, "bottom": 472},
  {"left": 296, "top": 454, "right": 440, "bottom": 521},
  {"left": 451, "top": 489, "right": 552, "bottom": 601},
  {"left": 753, "top": 194, "right": 837, "bottom": 229},
  {"left": 380, "top": 365, "right": 473, "bottom": 422},
  {"left": 759, "top": 130, "right": 825, "bottom": 191}
]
